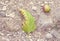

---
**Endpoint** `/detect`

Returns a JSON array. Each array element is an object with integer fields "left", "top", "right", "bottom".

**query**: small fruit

[{"left": 43, "top": 4, "right": 51, "bottom": 12}]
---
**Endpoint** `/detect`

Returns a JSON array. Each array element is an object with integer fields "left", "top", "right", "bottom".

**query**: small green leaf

[{"left": 19, "top": 9, "right": 36, "bottom": 34}]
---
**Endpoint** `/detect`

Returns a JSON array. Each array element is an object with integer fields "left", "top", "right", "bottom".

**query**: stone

[
  {"left": 32, "top": 6, "right": 37, "bottom": 11},
  {"left": 45, "top": 33, "right": 53, "bottom": 38},
  {"left": 2, "top": 6, "right": 7, "bottom": 10}
]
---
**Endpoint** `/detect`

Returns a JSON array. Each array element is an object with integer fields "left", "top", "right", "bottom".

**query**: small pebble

[
  {"left": 37, "top": 39, "right": 44, "bottom": 41},
  {"left": 45, "top": 33, "right": 53, "bottom": 38},
  {"left": 37, "top": 39, "right": 40, "bottom": 41},
  {"left": 49, "top": 1, "right": 54, "bottom": 4},
  {"left": 30, "top": 39, "right": 33, "bottom": 41},
  {"left": 2, "top": 6, "right": 7, "bottom": 10},
  {"left": 44, "top": 1, "right": 48, "bottom": 4},
  {"left": 41, "top": 4, "right": 44, "bottom": 6},
  {"left": 38, "top": 2, "right": 42, "bottom": 4},
  {"left": 29, "top": 2, "right": 34, "bottom": 5},
  {"left": 32, "top": 6, "right": 37, "bottom": 11},
  {"left": 5, "top": 1, "right": 9, "bottom": 3},
  {"left": 0, "top": 32, "right": 4, "bottom": 35},
  {"left": 6, "top": 12, "right": 15, "bottom": 17}
]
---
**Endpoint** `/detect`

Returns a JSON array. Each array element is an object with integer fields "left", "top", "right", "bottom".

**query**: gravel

[{"left": 0, "top": 0, "right": 60, "bottom": 41}]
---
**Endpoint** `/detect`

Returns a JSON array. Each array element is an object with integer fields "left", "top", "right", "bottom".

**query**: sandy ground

[{"left": 0, "top": 0, "right": 60, "bottom": 41}]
